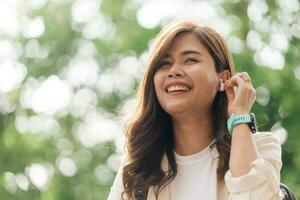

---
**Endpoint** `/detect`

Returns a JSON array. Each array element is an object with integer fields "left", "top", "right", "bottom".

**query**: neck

[{"left": 172, "top": 112, "right": 214, "bottom": 156}]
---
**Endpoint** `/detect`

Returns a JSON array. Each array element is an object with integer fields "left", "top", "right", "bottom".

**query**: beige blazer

[{"left": 108, "top": 132, "right": 284, "bottom": 200}]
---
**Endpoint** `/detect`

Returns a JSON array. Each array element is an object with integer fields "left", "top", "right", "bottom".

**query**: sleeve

[
  {"left": 107, "top": 155, "right": 127, "bottom": 200},
  {"left": 224, "top": 132, "right": 284, "bottom": 200}
]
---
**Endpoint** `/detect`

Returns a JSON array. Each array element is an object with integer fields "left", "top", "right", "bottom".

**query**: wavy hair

[{"left": 122, "top": 20, "right": 235, "bottom": 199}]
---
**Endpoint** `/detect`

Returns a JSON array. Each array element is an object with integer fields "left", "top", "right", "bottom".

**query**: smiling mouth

[
  {"left": 166, "top": 85, "right": 191, "bottom": 93},
  {"left": 167, "top": 91, "right": 190, "bottom": 96},
  {"left": 165, "top": 86, "right": 191, "bottom": 97}
]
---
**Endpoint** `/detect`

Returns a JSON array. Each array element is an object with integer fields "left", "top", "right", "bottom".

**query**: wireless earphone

[{"left": 220, "top": 79, "right": 225, "bottom": 91}]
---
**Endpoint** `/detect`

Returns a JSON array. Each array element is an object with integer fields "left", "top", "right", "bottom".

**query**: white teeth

[{"left": 167, "top": 85, "right": 190, "bottom": 93}]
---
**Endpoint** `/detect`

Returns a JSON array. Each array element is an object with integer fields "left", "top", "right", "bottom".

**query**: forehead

[{"left": 164, "top": 32, "right": 207, "bottom": 56}]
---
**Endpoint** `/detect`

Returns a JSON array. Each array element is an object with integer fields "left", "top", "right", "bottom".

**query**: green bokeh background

[{"left": 0, "top": 0, "right": 299, "bottom": 199}]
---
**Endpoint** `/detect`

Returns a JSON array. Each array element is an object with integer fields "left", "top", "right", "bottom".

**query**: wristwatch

[{"left": 227, "top": 113, "right": 257, "bottom": 135}]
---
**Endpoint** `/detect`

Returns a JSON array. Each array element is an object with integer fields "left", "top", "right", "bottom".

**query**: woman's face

[{"left": 154, "top": 32, "right": 220, "bottom": 116}]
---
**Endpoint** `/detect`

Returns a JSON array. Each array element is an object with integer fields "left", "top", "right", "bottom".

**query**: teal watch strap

[{"left": 227, "top": 113, "right": 252, "bottom": 135}]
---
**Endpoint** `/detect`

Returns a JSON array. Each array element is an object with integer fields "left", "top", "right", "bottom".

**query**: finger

[
  {"left": 238, "top": 72, "right": 252, "bottom": 82},
  {"left": 240, "top": 72, "right": 250, "bottom": 79},
  {"left": 225, "top": 75, "right": 245, "bottom": 87},
  {"left": 225, "top": 85, "right": 235, "bottom": 101}
]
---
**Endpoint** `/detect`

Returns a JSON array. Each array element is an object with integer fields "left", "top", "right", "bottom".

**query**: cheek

[
  {"left": 205, "top": 76, "right": 219, "bottom": 100},
  {"left": 207, "top": 74, "right": 219, "bottom": 88},
  {"left": 191, "top": 70, "right": 219, "bottom": 96},
  {"left": 153, "top": 72, "right": 162, "bottom": 95}
]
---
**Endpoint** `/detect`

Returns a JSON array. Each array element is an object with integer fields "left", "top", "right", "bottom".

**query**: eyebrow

[{"left": 163, "top": 50, "right": 203, "bottom": 58}]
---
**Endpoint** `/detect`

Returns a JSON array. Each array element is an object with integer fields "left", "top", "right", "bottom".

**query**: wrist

[
  {"left": 231, "top": 109, "right": 249, "bottom": 115},
  {"left": 231, "top": 123, "right": 249, "bottom": 132},
  {"left": 227, "top": 113, "right": 257, "bottom": 135}
]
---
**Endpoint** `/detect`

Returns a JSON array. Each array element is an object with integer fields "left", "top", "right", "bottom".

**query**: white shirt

[
  {"left": 170, "top": 140, "right": 215, "bottom": 200},
  {"left": 108, "top": 132, "right": 283, "bottom": 200}
]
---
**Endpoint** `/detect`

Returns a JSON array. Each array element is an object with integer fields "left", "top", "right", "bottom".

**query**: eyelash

[
  {"left": 158, "top": 58, "right": 198, "bottom": 67},
  {"left": 158, "top": 61, "right": 171, "bottom": 67},
  {"left": 186, "top": 58, "right": 198, "bottom": 63}
]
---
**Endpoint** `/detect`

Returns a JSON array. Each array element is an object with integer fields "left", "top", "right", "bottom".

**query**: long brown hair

[{"left": 122, "top": 20, "right": 235, "bottom": 199}]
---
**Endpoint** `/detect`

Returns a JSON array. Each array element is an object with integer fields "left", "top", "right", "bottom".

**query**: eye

[
  {"left": 185, "top": 58, "right": 198, "bottom": 64},
  {"left": 158, "top": 60, "right": 172, "bottom": 67}
]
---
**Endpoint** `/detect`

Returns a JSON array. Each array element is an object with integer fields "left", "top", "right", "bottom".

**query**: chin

[{"left": 163, "top": 104, "right": 188, "bottom": 115}]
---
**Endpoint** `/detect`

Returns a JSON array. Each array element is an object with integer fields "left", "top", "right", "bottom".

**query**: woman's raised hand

[{"left": 224, "top": 72, "right": 256, "bottom": 115}]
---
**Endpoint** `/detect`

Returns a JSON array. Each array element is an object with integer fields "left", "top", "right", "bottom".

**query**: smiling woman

[
  {"left": 107, "top": 20, "right": 283, "bottom": 200},
  {"left": 154, "top": 32, "right": 229, "bottom": 120}
]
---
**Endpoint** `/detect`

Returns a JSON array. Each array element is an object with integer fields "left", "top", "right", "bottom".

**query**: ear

[
  {"left": 218, "top": 70, "right": 231, "bottom": 81},
  {"left": 217, "top": 70, "right": 231, "bottom": 91}
]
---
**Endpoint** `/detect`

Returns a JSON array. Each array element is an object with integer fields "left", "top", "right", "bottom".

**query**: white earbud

[{"left": 220, "top": 79, "right": 225, "bottom": 91}]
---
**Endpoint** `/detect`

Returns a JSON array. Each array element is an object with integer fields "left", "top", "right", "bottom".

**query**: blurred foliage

[{"left": 0, "top": 0, "right": 299, "bottom": 199}]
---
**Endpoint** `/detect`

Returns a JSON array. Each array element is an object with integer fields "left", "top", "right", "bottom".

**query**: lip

[
  {"left": 164, "top": 81, "right": 192, "bottom": 93},
  {"left": 167, "top": 90, "right": 191, "bottom": 96}
]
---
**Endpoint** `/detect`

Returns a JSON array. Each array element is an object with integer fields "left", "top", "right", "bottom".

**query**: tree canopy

[{"left": 0, "top": 0, "right": 299, "bottom": 199}]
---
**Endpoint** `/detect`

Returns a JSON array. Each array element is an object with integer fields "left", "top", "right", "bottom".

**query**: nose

[{"left": 167, "top": 64, "right": 185, "bottom": 78}]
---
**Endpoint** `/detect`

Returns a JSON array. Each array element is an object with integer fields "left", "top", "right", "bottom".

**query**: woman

[{"left": 108, "top": 20, "right": 283, "bottom": 200}]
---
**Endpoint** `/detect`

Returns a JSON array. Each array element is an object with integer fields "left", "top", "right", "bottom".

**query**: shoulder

[{"left": 107, "top": 154, "right": 128, "bottom": 200}]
